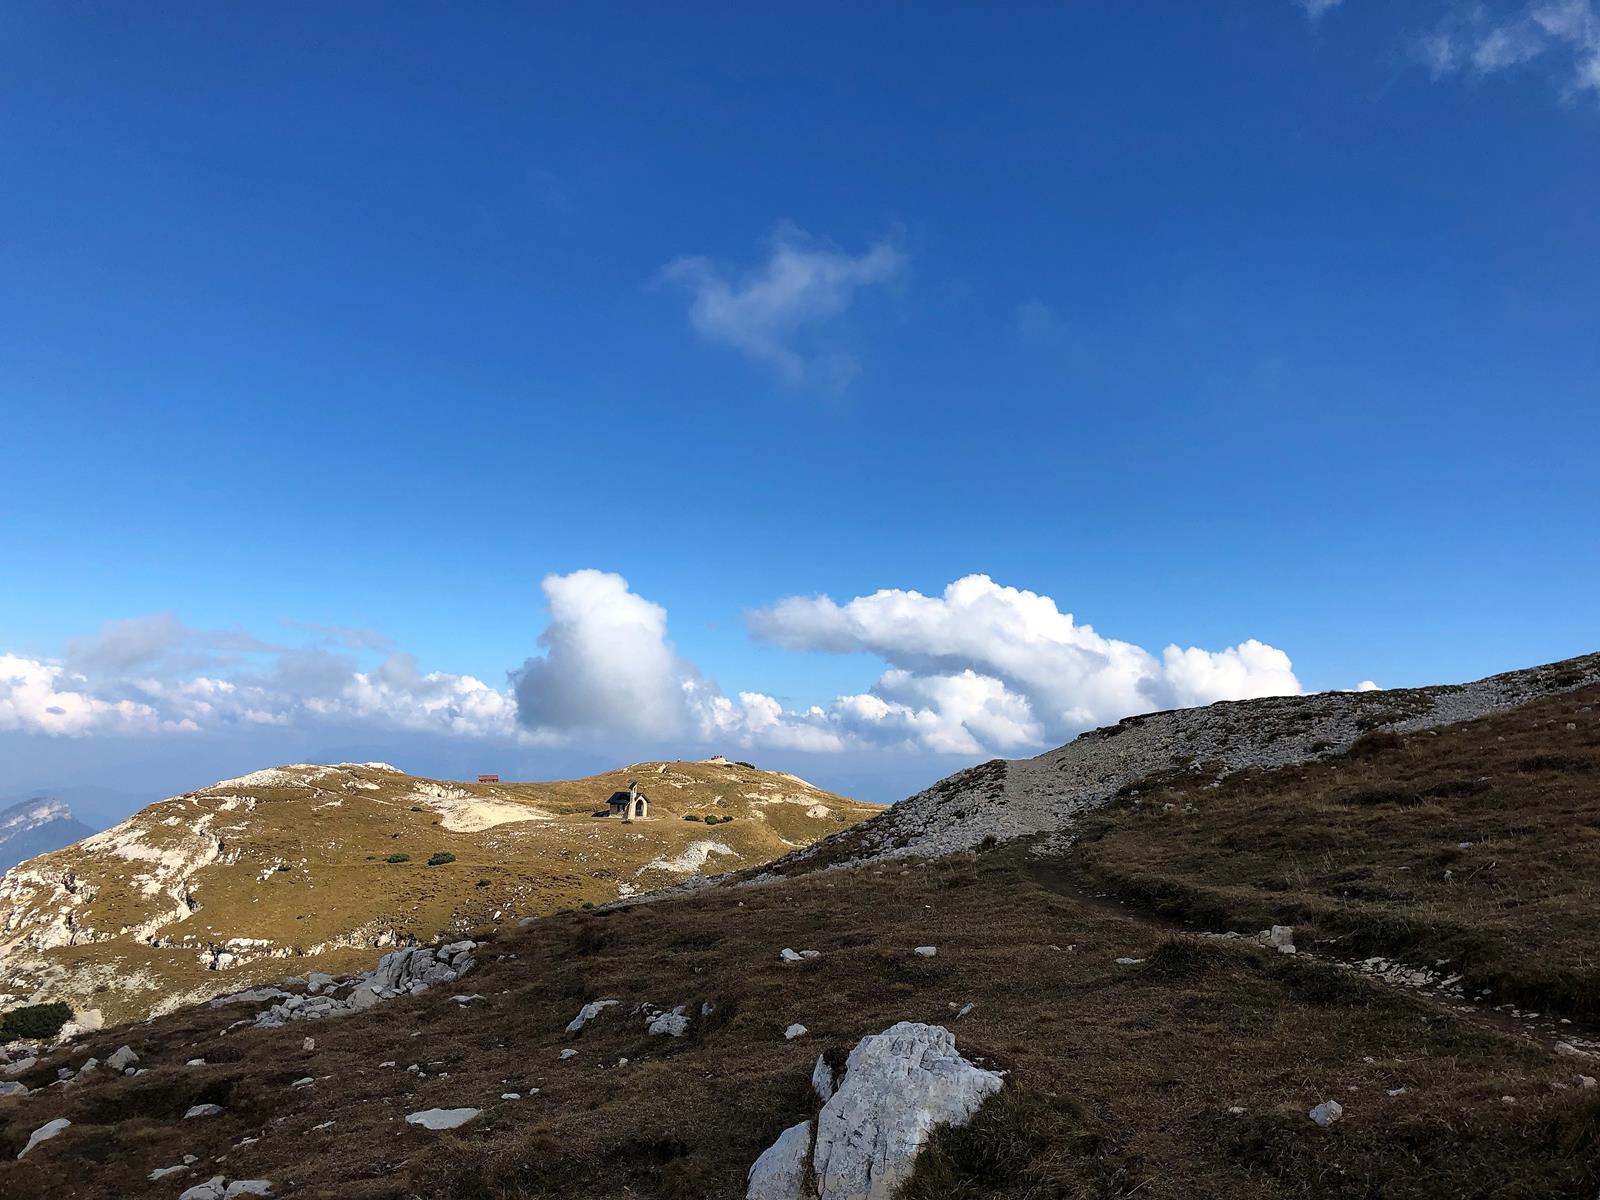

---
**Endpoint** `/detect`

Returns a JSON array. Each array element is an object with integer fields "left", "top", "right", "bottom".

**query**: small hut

[{"left": 605, "top": 781, "right": 649, "bottom": 821}]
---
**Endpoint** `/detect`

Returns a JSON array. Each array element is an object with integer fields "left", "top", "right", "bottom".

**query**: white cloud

[
  {"left": 3, "top": 571, "right": 1308, "bottom": 762},
  {"left": 1295, "top": 0, "right": 1344, "bottom": 17},
  {"left": 0, "top": 653, "right": 193, "bottom": 736},
  {"left": 747, "top": 575, "right": 1302, "bottom": 754},
  {"left": 512, "top": 570, "right": 688, "bottom": 739},
  {"left": 1418, "top": 1, "right": 1600, "bottom": 98},
  {"left": 660, "top": 222, "right": 903, "bottom": 383}
]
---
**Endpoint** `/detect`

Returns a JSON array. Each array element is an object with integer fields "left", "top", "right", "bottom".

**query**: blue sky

[{"left": 2, "top": 1, "right": 1597, "bottom": 817}]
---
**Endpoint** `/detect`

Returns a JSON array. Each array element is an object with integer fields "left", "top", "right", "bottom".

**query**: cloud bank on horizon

[{"left": 1, "top": 571, "right": 1313, "bottom": 759}]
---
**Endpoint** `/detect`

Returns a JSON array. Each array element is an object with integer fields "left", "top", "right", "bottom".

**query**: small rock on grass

[
  {"left": 1309, "top": 1100, "right": 1344, "bottom": 1127},
  {"left": 17, "top": 1118, "right": 70, "bottom": 1159},
  {"left": 785, "top": 1024, "right": 809, "bottom": 1040},
  {"left": 405, "top": 1107, "right": 480, "bottom": 1131},
  {"left": 185, "top": 1103, "right": 225, "bottom": 1119},
  {"left": 913, "top": 946, "right": 937, "bottom": 958}
]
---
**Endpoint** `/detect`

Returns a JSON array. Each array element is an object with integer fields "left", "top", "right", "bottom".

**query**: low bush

[
  {"left": 0, "top": 1001, "right": 74, "bottom": 1041},
  {"left": 385, "top": 853, "right": 410, "bottom": 864},
  {"left": 427, "top": 851, "right": 457, "bottom": 866},
  {"left": 683, "top": 814, "right": 702, "bottom": 822}
]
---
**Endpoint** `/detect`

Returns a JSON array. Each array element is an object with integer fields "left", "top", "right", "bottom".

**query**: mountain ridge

[{"left": 0, "top": 758, "right": 881, "bottom": 1025}]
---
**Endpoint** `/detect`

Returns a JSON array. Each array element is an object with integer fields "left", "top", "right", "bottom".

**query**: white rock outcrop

[
  {"left": 405, "top": 1107, "right": 480, "bottom": 1130},
  {"left": 565, "top": 999, "right": 618, "bottom": 1033},
  {"left": 746, "top": 1021, "right": 1001, "bottom": 1200},
  {"left": 17, "top": 1117, "right": 70, "bottom": 1159}
]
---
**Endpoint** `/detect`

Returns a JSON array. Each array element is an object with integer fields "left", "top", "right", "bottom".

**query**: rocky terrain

[
  {"left": 0, "top": 797, "right": 94, "bottom": 875},
  {"left": 761, "top": 651, "right": 1600, "bottom": 874},
  {"left": 0, "top": 655, "right": 1597, "bottom": 1198},
  {"left": 0, "top": 760, "right": 878, "bottom": 1025}
]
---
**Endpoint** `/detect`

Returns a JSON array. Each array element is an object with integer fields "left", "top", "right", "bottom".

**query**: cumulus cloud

[
  {"left": 660, "top": 222, "right": 904, "bottom": 383},
  {"left": 0, "top": 653, "right": 192, "bottom": 736},
  {"left": 3, "top": 629, "right": 525, "bottom": 744},
  {"left": 1417, "top": 1, "right": 1600, "bottom": 98},
  {"left": 746, "top": 575, "right": 1303, "bottom": 754},
  {"left": 3, "top": 571, "right": 1310, "bottom": 761},
  {"left": 512, "top": 570, "right": 689, "bottom": 739}
]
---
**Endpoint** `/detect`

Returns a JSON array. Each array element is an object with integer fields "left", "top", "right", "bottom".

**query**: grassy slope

[
  {"left": 1067, "top": 683, "right": 1600, "bottom": 1021},
  {"left": 2, "top": 838, "right": 1597, "bottom": 1198},
  {"left": 1, "top": 761, "right": 880, "bottom": 1023}
]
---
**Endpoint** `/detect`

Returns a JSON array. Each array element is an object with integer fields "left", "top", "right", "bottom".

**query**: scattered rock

[
  {"left": 913, "top": 946, "right": 937, "bottom": 958},
  {"left": 501, "top": 1092, "right": 521, "bottom": 1100},
  {"left": 647, "top": 1006, "right": 690, "bottom": 1037},
  {"left": 405, "top": 1107, "right": 480, "bottom": 1131},
  {"left": 812, "top": 1055, "right": 836, "bottom": 1102},
  {"left": 187, "top": 1058, "right": 207, "bottom": 1067},
  {"left": 1309, "top": 1100, "right": 1344, "bottom": 1127},
  {"left": 785, "top": 1024, "right": 809, "bottom": 1040},
  {"left": 17, "top": 1117, "right": 70, "bottom": 1159},
  {"left": 291, "top": 1076, "right": 314, "bottom": 1089},
  {"left": 149, "top": 1165, "right": 190, "bottom": 1180},
  {"left": 302, "top": 1037, "right": 315, "bottom": 1052},
  {"left": 560, "top": 1048, "right": 578, "bottom": 1060},
  {"left": 105, "top": 1045, "right": 138, "bottom": 1071},
  {"left": 1114, "top": 957, "right": 1145, "bottom": 965},
  {"left": 747, "top": 1120, "right": 813, "bottom": 1200},
  {"left": 1266, "top": 926, "right": 1297, "bottom": 955},
  {"left": 185, "top": 1103, "right": 225, "bottom": 1119},
  {"left": 0, "top": 1081, "right": 27, "bottom": 1098},
  {"left": 748, "top": 1021, "right": 1002, "bottom": 1200},
  {"left": 566, "top": 999, "right": 619, "bottom": 1033}
]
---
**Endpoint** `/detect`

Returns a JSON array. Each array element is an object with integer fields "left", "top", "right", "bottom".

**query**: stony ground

[
  {"left": 2, "top": 658, "right": 1598, "bottom": 1198},
  {"left": 761, "top": 652, "right": 1600, "bottom": 874},
  {"left": 0, "top": 760, "right": 879, "bottom": 1026}
]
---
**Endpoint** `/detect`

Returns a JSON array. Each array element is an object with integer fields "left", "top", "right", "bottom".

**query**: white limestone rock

[
  {"left": 746, "top": 1021, "right": 1001, "bottom": 1200},
  {"left": 1309, "top": 1100, "right": 1344, "bottom": 1127},
  {"left": 812, "top": 1055, "right": 836, "bottom": 1102},
  {"left": 647, "top": 1006, "right": 690, "bottom": 1037},
  {"left": 405, "top": 1107, "right": 480, "bottom": 1131},
  {"left": 105, "top": 1045, "right": 138, "bottom": 1071},
  {"left": 785, "top": 1024, "right": 809, "bottom": 1040},
  {"left": 566, "top": 999, "right": 619, "bottom": 1033},
  {"left": 185, "top": 1103, "right": 225, "bottom": 1119},
  {"left": 17, "top": 1117, "right": 70, "bottom": 1159},
  {"left": 746, "top": 1120, "right": 813, "bottom": 1200},
  {"left": 913, "top": 946, "right": 937, "bottom": 958}
]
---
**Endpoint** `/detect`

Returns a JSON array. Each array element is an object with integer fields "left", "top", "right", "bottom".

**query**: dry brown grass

[
  {"left": 2, "top": 835, "right": 1596, "bottom": 1199},
  {"left": 2, "top": 760, "right": 880, "bottom": 1024},
  {"left": 1066, "top": 684, "right": 1600, "bottom": 1021}
]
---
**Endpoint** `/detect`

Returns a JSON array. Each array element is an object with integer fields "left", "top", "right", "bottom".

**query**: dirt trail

[{"left": 1025, "top": 854, "right": 1600, "bottom": 1066}]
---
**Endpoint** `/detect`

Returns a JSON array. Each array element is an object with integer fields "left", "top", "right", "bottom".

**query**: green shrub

[
  {"left": 476, "top": 878, "right": 491, "bottom": 888},
  {"left": 0, "top": 1001, "right": 74, "bottom": 1042},
  {"left": 683, "top": 814, "right": 702, "bottom": 822},
  {"left": 427, "top": 851, "right": 457, "bottom": 866},
  {"left": 386, "top": 853, "right": 410, "bottom": 864}
]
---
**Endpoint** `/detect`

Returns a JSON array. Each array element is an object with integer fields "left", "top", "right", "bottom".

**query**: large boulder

[{"left": 746, "top": 1021, "right": 1001, "bottom": 1200}]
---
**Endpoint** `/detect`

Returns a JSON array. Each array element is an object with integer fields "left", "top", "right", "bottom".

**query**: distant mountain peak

[{"left": 0, "top": 795, "right": 94, "bottom": 876}]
